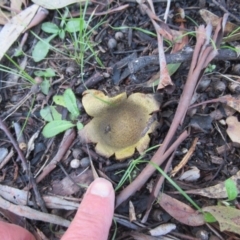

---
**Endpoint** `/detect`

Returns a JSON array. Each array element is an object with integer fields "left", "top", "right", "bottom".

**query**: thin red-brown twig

[{"left": 116, "top": 14, "right": 228, "bottom": 208}]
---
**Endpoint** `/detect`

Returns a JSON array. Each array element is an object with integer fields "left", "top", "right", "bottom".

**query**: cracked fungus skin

[{"left": 79, "top": 90, "right": 160, "bottom": 160}]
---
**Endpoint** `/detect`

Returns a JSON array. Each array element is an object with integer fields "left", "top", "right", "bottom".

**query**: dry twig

[{"left": 116, "top": 14, "right": 228, "bottom": 208}]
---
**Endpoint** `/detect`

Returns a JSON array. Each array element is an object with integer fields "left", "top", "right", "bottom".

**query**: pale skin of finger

[
  {"left": 0, "top": 221, "right": 35, "bottom": 240},
  {"left": 62, "top": 178, "right": 115, "bottom": 240}
]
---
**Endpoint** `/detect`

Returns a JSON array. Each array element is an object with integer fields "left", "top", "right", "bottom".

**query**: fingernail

[{"left": 90, "top": 178, "right": 111, "bottom": 197}]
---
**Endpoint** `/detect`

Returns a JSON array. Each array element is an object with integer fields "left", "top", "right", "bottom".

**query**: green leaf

[
  {"left": 204, "top": 212, "right": 216, "bottom": 223},
  {"left": 53, "top": 95, "right": 66, "bottom": 107},
  {"left": 58, "top": 29, "right": 65, "bottom": 40},
  {"left": 225, "top": 179, "right": 238, "bottom": 201},
  {"left": 77, "top": 121, "right": 84, "bottom": 130},
  {"left": 41, "top": 22, "right": 60, "bottom": 34},
  {"left": 65, "top": 18, "right": 84, "bottom": 33},
  {"left": 34, "top": 68, "right": 55, "bottom": 77},
  {"left": 40, "top": 106, "right": 62, "bottom": 122},
  {"left": 42, "top": 120, "right": 75, "bottom": 138},
  {"left": 167, "top": 63, "right": 181, "bottom": 76},
  {"left": 63, "top": 88, "right": 80, "bottom": 118},
  {"left": 32, "top": 34, "right": 56, "bottom": 62},
  {"left": 40, "top": 79, "right": 50, "bottom": 95}
]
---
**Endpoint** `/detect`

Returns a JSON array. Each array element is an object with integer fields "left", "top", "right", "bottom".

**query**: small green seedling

[
  {"left": 32, "top": 8, "right": 83, "bottom": 62},
  {"left": 40, "top": 88, "right": 83, "bottom": 138},
  {"left": 34, "top": 68, "right": 55, "bottom": 95},
  {"left": 205, "top": 64, "right": 216, "bottom": 73},
  {"left": 225, "top": 178, "right": 238, "bottom": 201}
]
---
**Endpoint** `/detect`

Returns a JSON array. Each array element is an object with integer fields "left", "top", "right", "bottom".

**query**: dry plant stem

[
  {"left": 205, "top": 223, "right": 224, "bottom": 240},
  {"left": 116, "top": 130, "right": 189, "bottom": 207},
  {"left": 86, "top": 4, "right": 129, "bottom": 16},
  {"left": 156, "top": 32, "right": 173, "bottom": 90},
  {"left": 163, "top": 0, "right": 171, "bottom": 22},
  {"left": 171, "top": 137, "right": 199, "bottom": 177},
  {"left": 141, "top": 151, "right": 174, "bottom": 223},
  {"left": 0, "top": 196, "right": 70, "bottom": 227},
  {"left": 35, "top": 128, "right": 76, "bottom": 184},
  {"left": 0, "top": 118, "right": 27, "bottom": 171},
  {"left": 0, "top": 91, "right": 32, "bottom": 120},
  {"left": 29, "top": 169, "right": 48, "bottom": 213},
  {"left": 116, "top": 16, "right": 227, "bottom": 207},
  {"left": 0, "top": 148, "right": 14, "bottom": 169},
  {"left": 0, "top": 128, "right": 50, "bottom": 214}
]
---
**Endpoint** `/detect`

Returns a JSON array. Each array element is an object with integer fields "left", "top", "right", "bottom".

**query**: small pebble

[
  {"left": 197, "top": 78, "right": 211, "bottom": 92},
  {"left": 103, "top": 72, "right": 110, "bottom": 78},
  {"left": 151, "top": 209, "right": 164, "bottom": 221},
  {"left": 228, "top": 81, "right": 240, "bottom": 93},
  {"left": 70, "top": 159, "right": 80, "bottom": 169},
  {"left": 107, "top": 38, "right": 117, "bottom": 49},
  {"left": 115, "top": 31, "right": 124, "bottom": 40},
  {"left": 232, "top": 64, "right": 240, "bottom": 75},
  {"left": 34, "top": 76, "right": 43, "bottom": 84},
  {"left": 80, "top": 157, "right": 90, "bottom": 168},
  {"left": 213, "top": 81, "right": 226, "bottom": 93}
]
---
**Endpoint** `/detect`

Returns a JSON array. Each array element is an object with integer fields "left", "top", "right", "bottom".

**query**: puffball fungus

[{"left": 79, "top": 90, "right": 160, "bottom": 160}]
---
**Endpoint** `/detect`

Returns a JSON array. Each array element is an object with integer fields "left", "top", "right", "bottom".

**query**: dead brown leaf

[
  {"left": 200, "top": 9, "right": 238, "bottom": 34},
  {"left": 186, "top": 171, "right": 240, "bottom": 198},
  {"left": 51, "top": 170, "right": 93, "bottom": 196},
  {"left": 32, "top": 0, "right": 85, "bottom": 10},
  {"left": 0, "top": 9, "right": 11, "bottom": 25},
  {"left": 222, "top": 94, "right": 240, "bottom": 113},
  {"left": 226, "top": 116, "right": 240, "bottom": 144},
  {"left": 0, "top": 4, "right": 39, "bottom": 61},
  {"left": 10, "top": 0, "right": 25, "bottom": 14},
  {"left": 158, "top": 193, "right": 205, "bottom": 226},
  {"left": 203, "top": 206, "right": 240, "bottom": 235}
]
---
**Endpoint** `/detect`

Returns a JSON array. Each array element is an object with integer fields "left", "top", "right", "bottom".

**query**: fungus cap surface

[{"left": 79, "top": 90, "right": 159, "bottom": 160}]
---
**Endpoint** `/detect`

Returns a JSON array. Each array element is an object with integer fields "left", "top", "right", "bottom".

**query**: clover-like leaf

[{"left": 79, "top": 90, "right": 160, "bottom": 160}]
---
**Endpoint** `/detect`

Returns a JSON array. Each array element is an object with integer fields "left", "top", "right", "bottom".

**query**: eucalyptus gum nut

[{"left": 79, "top": 90, "right": 160, "bottom": 160}]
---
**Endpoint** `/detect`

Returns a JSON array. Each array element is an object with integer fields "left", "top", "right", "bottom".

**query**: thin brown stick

[
  {"left": 141, "top": 151, "right": 175, "bottom": 223},
  {"left": 116, "top": 130, "right": 189, "bottom": 207},
  {"left": 0, "top": 118, "right": 27, "bottom": 171},
  {"left": 171, "top": 137, "right": 199, "bottom": 177},
  {"left": 115, "top": 14, "right": 228, "bottom": 208},
  {"left": 35, "top": 128, "right": 76, "bottom": 184}
]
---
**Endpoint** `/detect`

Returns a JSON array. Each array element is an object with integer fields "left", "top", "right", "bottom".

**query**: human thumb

[{"left": 62, "top": 178, "right": 115, "bottom": 240}]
